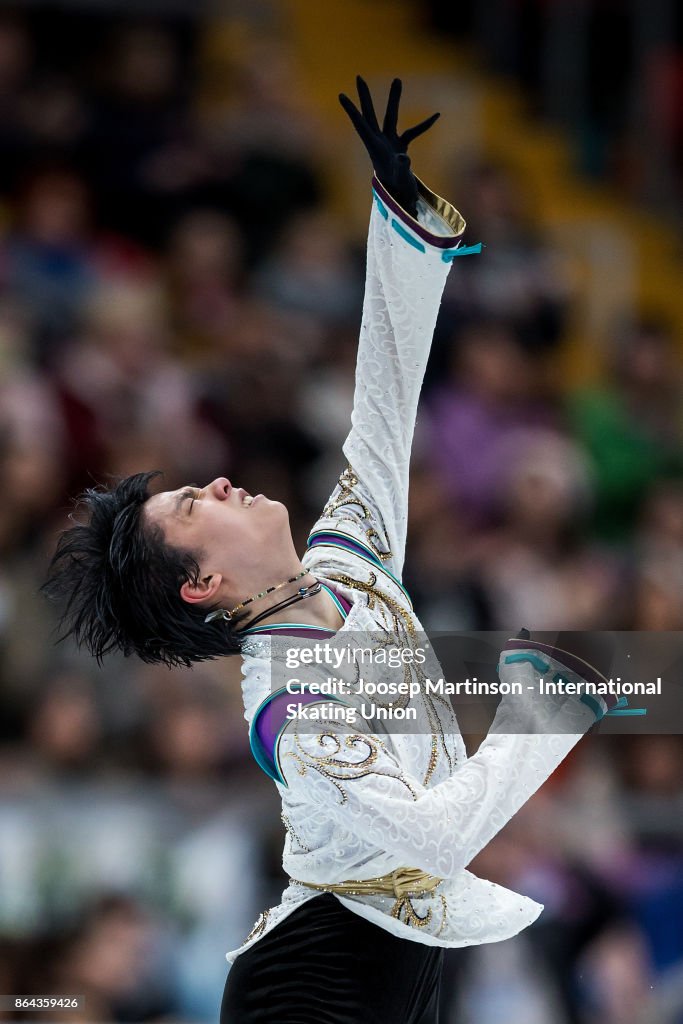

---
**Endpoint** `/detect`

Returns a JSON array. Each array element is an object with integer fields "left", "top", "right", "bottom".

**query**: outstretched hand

[{"left": 339, "top": 76, "right": 440, "bottom": 218}]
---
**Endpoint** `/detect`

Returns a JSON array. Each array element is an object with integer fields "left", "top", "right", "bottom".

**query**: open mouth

[{"left": 242, "top": 493, "right": 264, "bottom": 507}]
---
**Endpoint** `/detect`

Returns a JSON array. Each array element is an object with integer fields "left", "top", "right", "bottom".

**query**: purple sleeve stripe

[{"left": 250, "top": 688, "right": 351, "bottom": 785}]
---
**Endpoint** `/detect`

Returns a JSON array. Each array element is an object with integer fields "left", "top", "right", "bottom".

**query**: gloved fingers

[
  {"left": 339, "top": 92, "right": 377, "bottom": 150},
  {"left": 382, "top": 77, "right": 402, "bottom": 137},
  {"left": 394, "top": 153, "right": 414, "bottom": 185},
  {"left": 355, "top": 75, "right": 380, "bottom": 132},
  {"left": 339, "top": 91, "right": 362, "bottom": 127},
  {"left": 400, "top": 111, "right": 440, "bottom": 148}
]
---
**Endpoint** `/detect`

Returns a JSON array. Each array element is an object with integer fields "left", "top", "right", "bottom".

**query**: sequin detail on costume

[
  {"left": 244, "top": 909, "right": 270, "bottom": 943},
  {"left": 324, "top": 571, "right": 458, "bottom": 786},
  {"left": 283, "top": 731, "right": 419, "bottom": 804},
  {"left": 319, "top": 465, "right": 393, "bottom": 564}
]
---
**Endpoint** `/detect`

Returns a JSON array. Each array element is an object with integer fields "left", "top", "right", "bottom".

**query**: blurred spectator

[
  {"left": 82, "top": 23, "right": 205, "bottom": 248},
  {"left": 253, "top": 210, "right": 362, "bottom": 323},
  {"left": 0, "top": 13, "right": 36, "bottom": 194},
  {"left": 195, "top": 296, "right": 324, "bottom": 530},
  {"left": 26, "top": 671, "right": 103, "bottom": 776},
  {"left": 198, "top": 37, "right": 323, "bottom": 264},
  {"left": 456, "top": 795, "right": 630, "bottom": 1024},
  {"left": 1, "top": 168, "right": 96, "bottom": 361},
  {"left": 0, "top": 316, "right": 66, "bottom": 552},
  {"left": 52, "top": 893, "right": 179, "bottom": 1021},
  {"left": 424, "top": 318, "right": 559, "bottom": 528},
  {"left": 52, "top": 279, "right": 229, "bottom": 489},
  {"left": 473, "top": 431, "right": 625, "bottom": 630},
  {"left": 434, "top": 160, "right": 572, "bottom": 373},
  {"left": 404, "top": 462, "right": 488, "bottom": 630},
  {"left": 568, "top": 317, "right": 683, "bottom": 542},
  {"left": 165, "top": 209, "right": 244, "bottom": 357},
  {"left": 630, "top": 481, "right": 683, "bottom": 629}
]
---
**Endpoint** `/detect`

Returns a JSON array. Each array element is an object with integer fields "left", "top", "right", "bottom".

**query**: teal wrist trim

[
  {"left": 503, "top": 652, "right": 551, "bottom": 673},
  {"left": 605, "top": 697, "right": 647, "bottom": 716},
  {"left": 580, "top": 692, "right": 606, "bottom": 721},
  {"left": 390, "top": 218, "right": 426, "bottom": 252},
  {"left": 442, "top": 242, "right": 484, "bottom": 261}
]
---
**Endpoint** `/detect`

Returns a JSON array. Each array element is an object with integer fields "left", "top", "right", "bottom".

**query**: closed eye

[{"left": 180, "top": 485, "right": 200, "bottom": 515}]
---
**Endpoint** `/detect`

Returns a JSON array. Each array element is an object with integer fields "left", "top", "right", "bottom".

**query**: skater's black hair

[{"left": 43, "top": 471, "right": 244, "bottom": 667}]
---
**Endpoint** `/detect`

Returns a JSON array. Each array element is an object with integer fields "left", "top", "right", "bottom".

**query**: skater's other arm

[{"left": 279, "top": 647, "right": 606, "bottom": 879}]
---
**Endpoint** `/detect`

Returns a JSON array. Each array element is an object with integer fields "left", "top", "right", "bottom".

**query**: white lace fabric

[{"left": 227, "top": 184, "right": 595, "bottom": 963}]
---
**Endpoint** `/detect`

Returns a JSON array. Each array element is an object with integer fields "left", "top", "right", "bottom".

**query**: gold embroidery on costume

[
  {"left": 322, "top": 466, "right": 370, "bottom": 520},
  {"left": 281, "top": 812, "right": 310, "bottom": 853},
  {"left": 322, "top": 464, "right": 392, "bottom": 562},
  {"left": 435, "top": 894, "right": 448, "bottom": 937},
  {"left": 391, "top": 895, "right": 433, "bottom": 928},
  {"left": 283, "top": 732, "right": 419, "bottom": 805},
  {"left": 245, "top": 909, "right": 270, "bottom": 943},
  {"left": 285, "top": 750, "right": 349, "bottom": 803},
  {"left": 365, "top": 527, "right": 392, "bottom": 562},
  {"left": 390, "top": 888, "right": 447, "bottom": 933},
  {"left": 326, "top": 571, "right": 458, "bottom": 786},
  {"left": 293, "top": 870, "right": 448, "bottom": 935}
]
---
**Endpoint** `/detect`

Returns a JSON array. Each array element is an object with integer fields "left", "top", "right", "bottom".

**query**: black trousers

[{"left": 221, "top": 893, "right": 444, "bottom": 1024}]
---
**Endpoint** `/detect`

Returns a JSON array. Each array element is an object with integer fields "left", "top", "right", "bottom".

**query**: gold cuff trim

[{"left": 414, "top": 175, "right": 467, "bottom": 238}]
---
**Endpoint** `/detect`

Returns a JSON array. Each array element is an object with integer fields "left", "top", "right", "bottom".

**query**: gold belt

[{"left": 292, "top": 867, "right": 442, "bottom": 899}]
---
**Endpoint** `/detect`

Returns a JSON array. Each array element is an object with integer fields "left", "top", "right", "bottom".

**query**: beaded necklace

[{"left": 204, "top": 569, "right": 309, "bottom": 624}]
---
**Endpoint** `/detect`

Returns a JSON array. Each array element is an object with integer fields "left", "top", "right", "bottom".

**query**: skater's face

[{"left": 144, "top": 477, "right": 290, "bottom": 607}]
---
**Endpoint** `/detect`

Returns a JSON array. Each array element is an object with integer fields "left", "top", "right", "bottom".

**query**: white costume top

[{"left": 226, "top": 177, "right": 600, "bottom": 963}]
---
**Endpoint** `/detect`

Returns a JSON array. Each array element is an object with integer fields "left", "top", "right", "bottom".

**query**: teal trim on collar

[
  {"left": 240, "top": 583, "right": 349, "bottom": 638},
  {"left": 320, "top": 582, "right": 349, "bottom": 622},
  {"left": 242, "top": 622, "right": 335, "bottom": 636}
]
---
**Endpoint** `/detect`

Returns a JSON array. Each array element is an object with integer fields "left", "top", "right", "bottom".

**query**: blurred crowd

[
  {"left": 0, "top": 4, "right": 682, "bottom": 1023},
  {"left": 425, "top": 0, "right": 683, "bottom": 214}
]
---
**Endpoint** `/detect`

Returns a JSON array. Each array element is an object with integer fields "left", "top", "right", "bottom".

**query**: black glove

[{"left": 339, "top": 76, "right": 440, "bottom": 219}]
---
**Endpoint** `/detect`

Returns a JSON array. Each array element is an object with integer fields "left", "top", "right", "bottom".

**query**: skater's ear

[{"left": 180, "top": 573, "right": 223, "bottom": 606}]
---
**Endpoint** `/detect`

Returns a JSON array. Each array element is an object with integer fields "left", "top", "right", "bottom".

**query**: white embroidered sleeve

[
  {"left": 279, "top": 652, "right": 597, "bottom": 880},
  {"left": 324, "top": 176, "right": 466, "bottom": 578}
]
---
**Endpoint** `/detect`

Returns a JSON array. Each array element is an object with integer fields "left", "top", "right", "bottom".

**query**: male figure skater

[{"left": 46, "top": 78, "right": 614, "bottom": 1023}]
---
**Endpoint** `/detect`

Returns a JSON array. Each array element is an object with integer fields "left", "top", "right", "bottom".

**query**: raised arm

[{"left": 308, "top": 80, "right": 468, "bottom": 581}]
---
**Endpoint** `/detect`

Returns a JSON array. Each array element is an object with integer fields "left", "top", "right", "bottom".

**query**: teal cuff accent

[
  {"left": 504, "top": 652, "right": 551, "bottom": 673},
  {"left": 606, "top": 708, "right": 648, "bottom": 716},
  {"left": 390, "top": 218, "right": 426, "bottom": 252},
  {"left": 374, "top": 193, "right": 389, "bottom": 220},
  {"left": 442, "top": 242, "right": 484, "bottom": 261},
  {"left": 580, "top": 692, "right": 605, "bottom": 721}
]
